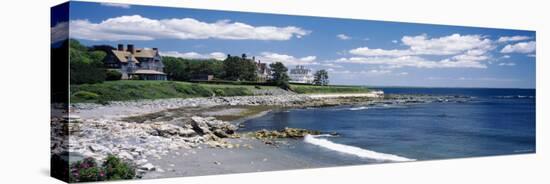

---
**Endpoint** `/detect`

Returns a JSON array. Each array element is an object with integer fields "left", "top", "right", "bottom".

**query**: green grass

[
  {"left": 290, "top": 84, "right": 370, "bottom": 94},
  {"left": 70, "top": 80, "right": 370, "bottom": 103},
  {"left": 70, "top": 80, "right": 265, "bottom": 103}
]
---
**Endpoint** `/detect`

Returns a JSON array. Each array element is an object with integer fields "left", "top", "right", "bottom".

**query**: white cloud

[
  {"left": 500, "top": 41, "right": 536, "bottom": 53},
  {"left": 350, "top": 34, "right": 493, "bottom": 56},
  {"left": 335, "top": 55, "right": 487, "bottom": 69},
  {"left": 344, "top": 34, "right": 495, "bottom": 69},
  {"left": 321, "top": 63, "right": 344, "bottom": 68},
  {"left": 51, "top": 22, "right": 68, "bottom": 43},
  {"left": 328, "top": 69, "right": 409, "bottom": 77},
  {"left": 401, "top": 34, "right": 493, "bottom": 55},
  {"left": 70, "top": 15, "right": 310, "bottom": 41},
  {"left": 392, "top": 40, "right": 398, "bottom": 43},
  {"left": 161, "top": 51, "right": 227, "bottom": 60},
  {"left": 527, "top": 54, "right": 536, "bottom": 57},
  {"left": 100, "top": 3, "right": 131, "bottom": 8},
  {"left": 337, "top": 34, "right": 351, "bottom": 40},
  {"left": 258, "top": 52, "right": 318, "bottom": 66},
  {"left": 497, "top": 36, "right": 531, "bottom": 43},
  {"left": 367, "top": 69, "right": 392, "bottom": 74},
  {"left": 349, "top": 47, "right": 412, "bottom": 57},
  {"left": 498, "top": 62, "right": 516, "bottom": 66},
  {"left": 502, "top": 55, "right": 511, "bottom": 59}
]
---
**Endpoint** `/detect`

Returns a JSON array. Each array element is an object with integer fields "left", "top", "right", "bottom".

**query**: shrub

[
  {"left": 105, "top": 70, "right": 122, "bottom": 81},
  {"left": 72, "top": 91, "right": 99, "bottom": 100},
  {"left": 70, "top": 157, "right": 105, "bottom": 182},
  {"left": 69, "top": 155, "right": 135, "bottom": 182},
  {"left": 103, "top": 155, "right": 136, "bottom": 180},
  {"left": 213, "top": 89, "right": 225, "bottom": 96}
]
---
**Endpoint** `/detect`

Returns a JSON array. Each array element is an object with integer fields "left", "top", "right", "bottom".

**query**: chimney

[
  {"left": 117, "top": 44, "right": 124, "bottom": 51},
  {"left": 252, "top": 56, "right": 255, "bottom": 61},
  {"left": 127, "top": 44, "right": 135, "bottom": 54},
  {"left": 152, "top": 48, "right": 158, "bottom": 51}
]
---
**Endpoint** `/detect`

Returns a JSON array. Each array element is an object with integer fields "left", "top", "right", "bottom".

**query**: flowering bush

[
  {"left": 69, "top": 155, "right": 135, "bottom": 182},
  {"left": 103, "top": 155, "right": 136, "bottom": 180}
]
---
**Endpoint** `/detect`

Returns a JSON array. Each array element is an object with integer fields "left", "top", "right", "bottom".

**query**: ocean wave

[
  {"left": 304, "top": 135, "right": 415, "bottom": 162},
  {"left": 349, "top": 106, "right": 369, "bottom": 111},
  {"left": 347, "top": 105, "right": 405, "bottom": 111}
]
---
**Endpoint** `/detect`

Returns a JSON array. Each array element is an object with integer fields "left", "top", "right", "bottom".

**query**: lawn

[
  {"left": 70, "top": 80, "right": 370, "bottom": 103},
  {"left": 70, "top": 80, "right": 269, "bottom": 103}
]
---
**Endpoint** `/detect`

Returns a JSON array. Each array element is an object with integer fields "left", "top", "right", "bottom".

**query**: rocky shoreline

[{"left": 52, "top": 92, "right": 474, "bottom": 178}]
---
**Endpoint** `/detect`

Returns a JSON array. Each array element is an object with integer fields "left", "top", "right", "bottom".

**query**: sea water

[{"left": 240, "top": 88, "right": 536, "bottom": 163}]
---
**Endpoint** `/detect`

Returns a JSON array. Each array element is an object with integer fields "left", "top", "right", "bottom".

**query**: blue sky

[{"left": 53, "top": 1, "right": 536, "bottom": 88}]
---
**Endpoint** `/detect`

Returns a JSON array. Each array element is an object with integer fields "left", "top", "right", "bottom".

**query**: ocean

[{"left": 239, "top": 88, "right": 536, "bottom": 163}]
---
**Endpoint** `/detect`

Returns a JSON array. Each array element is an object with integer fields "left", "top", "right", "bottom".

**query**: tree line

[{"left": 66, "top": 39, "right": 329, "bottom": 88}]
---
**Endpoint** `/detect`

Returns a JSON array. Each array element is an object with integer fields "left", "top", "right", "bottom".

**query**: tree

[
  {"left": 222, "top": 54, "right": 257, "bottom": 81},
  {"left": 105, "top": 70, "right": 122, "bottom": 81},
  {"left": 313, "top": 69, "right": 329, "bottom": 86},
  {"left": 269, "top": 62, "right": 291, "bottom": 90},
  {"left": 162, "top": 56, "right": 225, "bottom": 81},
  {"left": 69, "top": 39, "right": 106, "bottom": 84}
]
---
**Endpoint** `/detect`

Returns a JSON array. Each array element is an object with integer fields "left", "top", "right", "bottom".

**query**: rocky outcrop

[
  {"left": 252, "top": 127, "right": 321, "bottom": 139},
  {"left": 51, "top": 115, "right": 240, "bottom": 176},
  {"left": 191, "top": 116, "right": 237, "bottom": 138},
  {"left": 150, "top": 122, "right": 197, "bottom": 137}
]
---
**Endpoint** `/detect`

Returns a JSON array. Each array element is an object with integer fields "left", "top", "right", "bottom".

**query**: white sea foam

[
  {"left": 304, "top": 135, "right": 415, "bottom": 162},
  {"left": 349, "top": 106, "right": 369, "bottom": 111}
]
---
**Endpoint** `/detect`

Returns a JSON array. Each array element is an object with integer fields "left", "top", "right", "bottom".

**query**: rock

[
  {"left": 214, "top": 161, "right": 221, "bottom": 165},
  {"left": 191, "top": 116, "right": 211, "bottom": 135},
  {"left": 140, "top": 163, "right": 155, "bottom": 171},
  {"left": 136, "top": 159, "right": 148, "bottom": 165},
  {"left": 150, "top": 122, "right": 197, "bottom": 137},
  {"left": 118, "top": 151, "right": 134, "bottom": 160},
  {"left": 252, "top": 127, "right": 321, "bottom": 139},
  {"left": 88, "top": 144, "right": 107, "bottom": 153},
  {"left": 178, "top": 128, "right": 197, "bottom": 137},
  {"left": 213, "top": 129, "right": 229, "bottom": 138}
]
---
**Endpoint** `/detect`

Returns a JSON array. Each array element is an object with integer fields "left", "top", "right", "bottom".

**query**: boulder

[
  {"left": 150, "top": 122, "right": 197, "bottom": 137},
  {"left": 118, "top": 151, "right": 134, "bottom": 160},
  {"left": 140, "top": 163, "right": 155, "bottom": 171},
  {"left": 191, "top": 116, "right": 211, "bottom": 135}
]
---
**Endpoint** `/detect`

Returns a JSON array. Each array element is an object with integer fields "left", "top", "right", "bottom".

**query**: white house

[{"left": 289, "top": 65, "right": 314, "bottom": 84}]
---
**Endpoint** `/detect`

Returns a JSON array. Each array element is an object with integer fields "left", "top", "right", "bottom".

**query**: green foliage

[
  {"left": 269, "top": 62, "right": 291, "bottom": 90},
  {"left": 313, "top": 69, "right": 330, "bottom": 86},
  {"left": 105, "top": 70, "right": 122, "bottom": 81},
  {"left": 70, "top": 81, "right": 256, "bottom": 103},
  {"left": 162, "top": 56, "right": 223, "bottom": 81},
  {"left": 103, "top": 155, "right": 136, "bottom": 180},
  {"left": 213, "top": 88, "right": 225, "bottom": 96},
  {"left": 222, "top": 54, "right": 257, "bottom": 81},
  {"left": 69, "top": 39, "right": 106, "bottom": 84},
  {"left": 72, "top": 91, "right": 99, "bottom": 100},
  {"left": 70, "top": 157, "right": 105, "bottom": 182},
  {"left": 291, "top": 84, "right": 370, "bottom": 94},
  {"left": 69, "top": 155, "right": 135, "bottom": 182}
]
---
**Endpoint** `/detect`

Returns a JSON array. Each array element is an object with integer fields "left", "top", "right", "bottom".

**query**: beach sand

[{"left": 141, "top": 138, "right": 338, "bottom": 179}]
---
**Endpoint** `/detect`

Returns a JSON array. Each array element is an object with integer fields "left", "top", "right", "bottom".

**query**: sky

[{"left": 52, "top": 1, "right": 536, "bottom": 88}]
